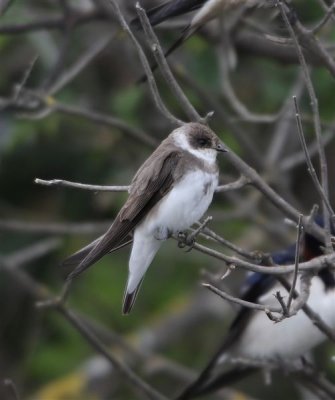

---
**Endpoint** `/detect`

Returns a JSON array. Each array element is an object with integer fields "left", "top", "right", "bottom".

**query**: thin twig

[
  {"left": 288, "top": 273, "right": 313, "bottom": 317},
  {"left": 279, "top": 1, "right": 334, "bottom": 252},
  {"left": 293, "top": 97, "right": 335, "bottom": 221},
  {"left": 223, "top": 145, "right": 327, "bottom": 242},
  {"left": 0, "top": 0, "right": 14, "bottom": 16},
  {"left": 3, "top": 238, "right": 62, "bottom": 269},
  {"left": 265, "top": 73, "right": 305, "bottom": 168},
  {"left": 287, "top": 214, "right": 303, "bottom": 311},
  {"left": 216, "top": 176, "right": 250, "bottom": 192},
  {"left": 0, "top": 10, "right": 104, "bottom": 34},
  {"left": 12, "top": 56, "right": 39, "bottom": 102},
  {"left": 56, "top": 306, "right": 169, "bottom": 400},
  {"left": 135, "top": 3, "right": 203, "bottom": 123},
  {"left": 36, "top": 175, "right": 250, "bottom": 194},
  {"left": 216, "top": 39, "right": 278, "bottom": 123},
  {"left": 277, "top": 276, "right": 335, "bottom": 343},
  {"left": 266, "top": 291, "right": 287, "bottom": 322},
  {"left": 54, "top": 102, "right": 157, "bottom": 147},
  {"left": 186, "top": 216, "right": 212, "bottom": 245},
  {"left": 192, "top": 241, "right": 335, "bottom": 275},
  {"left": 0, "top": 243, "right": 169, "bottom": 400},
  {"left": 48, "top": 34, "right": 114, "bottom": 95},
  {"left": 40, "top": 13, "right": 73, "bottom": 93},
  {"left": 35, "top": 178, "right": 129, "bottom": 192},
  {"left": 0, "top": 219, "right": 108, "bottom": 235},
  {"left": 3, "top": 379, "right": 20, "bottom": 400},
  {"left": 96, "top": 0, "right": 183, "bottom": 126},
  {"left": 312, "top": 1, "right": 335, "bottom": 34},
  {"left": 173, "top": 66, "right": 264, "bottom": 166},
  {"left": 280, "top": 128, "right": 335, "bottom": 172},
  {"left": 202, "top": 283, "right": 281, "bottom": 313},
  {"left": 201, "top": 226, "right": 264, "bottom": 262}
]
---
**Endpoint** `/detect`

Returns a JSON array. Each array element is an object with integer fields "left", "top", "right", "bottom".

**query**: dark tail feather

[
  {"left": 65, "top": 236, "right": 133, "bottom": 281},
  {"left": 137, "top": 26, "right": 193, "bottom": 85},
  {"left": 62, "top": 236, "right": 104, "bottom": 268},
  {"left": 130, "top": 1, "right": 174, "bottom": 30},
  {"left": 176, "top": 367, "right": 256, "bottom": 400},
  {"left": 175, "top": 340, "right": 227, "bottom": 400},
  {"left": 122, "top": 278, "right": 144, "bottom": 315},
  {"left": 66, "top": 234, "right": 111, "bottom": 281},
  {"left": 130, "top": 0, "right": 204, "bottom": 30},
  {"left": 62, "top": 237, "right": 132, "bottom": 268}
]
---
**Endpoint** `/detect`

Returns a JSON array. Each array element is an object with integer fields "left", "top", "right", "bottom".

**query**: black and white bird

[
  {"left": 132, "top": 0, "right": 259, "bottom": 73},
  {"left": 132, "top": 0, "right": 255, "bottom": 29},
  {"left": 63, "top": 123, "right": 227, "bottom": 314},
  {"left": 176, "top": 225, "right": 335, "bottom": 399}
]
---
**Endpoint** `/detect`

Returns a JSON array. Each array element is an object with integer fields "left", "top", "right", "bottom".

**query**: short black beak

[{"left": 215, "top": 142, "right": 228, "bottom": 153}]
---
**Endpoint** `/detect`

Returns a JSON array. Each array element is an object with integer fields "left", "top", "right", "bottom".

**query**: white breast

[
  {"left": 227, "top": 276, "right": 335, "bottom": 361},
  {"left": 141, "top": 168, "right": 218, "bottom": 235}
]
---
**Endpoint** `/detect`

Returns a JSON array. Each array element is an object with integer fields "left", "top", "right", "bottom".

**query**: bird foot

[{"left": 177, "top": 231, "right": 195, "bottom": 252}]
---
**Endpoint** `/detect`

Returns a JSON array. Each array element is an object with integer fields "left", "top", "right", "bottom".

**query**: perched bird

[
  {"left": 131, "top": 0, "right": 259, "bottom": 77},
  {"left": 176, "top": 227, "right": 335, "bottom": 399},
  {"left": 132, "top": 0, "right": 253, "bottom": 29},
  {"left": 63, "top": 123, "right": 227, "bottom": 314}
]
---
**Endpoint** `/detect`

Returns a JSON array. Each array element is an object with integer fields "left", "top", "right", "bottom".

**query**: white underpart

[
  {"left": 126, "top": 130, "right": 219, "bottom": 294},
  {"left": 221, "top": 277, "right": 335, "bottom": 362}
]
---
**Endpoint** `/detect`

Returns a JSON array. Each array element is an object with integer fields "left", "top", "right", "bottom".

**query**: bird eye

[{"left": 197, "top": 137, "right": 209, "bottom": 147}]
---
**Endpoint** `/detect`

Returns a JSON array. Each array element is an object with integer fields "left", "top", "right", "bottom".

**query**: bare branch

[
  {"left": 277, "top": 276, "right": 335, "bottom": 344},
  {"left": 0, "top": 219, "right": 108, "bottom": 235},
  {"left": 0, "top": 0, "right": 15, "bottom": 16},
  {"left": 35, "top": 174, "right": 250, "bottom": 194},
  {"left": 54, "top": 102, "right": 157, "bottom": 147},
  {"left": 312, "top": 1, "right": 335, "bottom": 34},
  {"left": 3, "top": 238, "right": 62, "bottom": 269},
  {"left": 287, "top": 214, "right": 303, "bottom": 311},
  {"left": 57, "top": 306, "right": 168, "bottom": 400},
  {"left": 280, "top": 127, "right": 335, "bottom": 172},
  {"left": 35, "top": 178, "right": 129, "bottom": 192},
  {"left": 278, "top": 0, "right": 334, "bottom": 251},
  {"left": 203, "top": 283, "right": 281, "bottom": 313},
  {"left": 0, "top": 9, "right": 103, "bottom": 34},
  {"left": 293, "top": 96, "right": 335, "bottom": 222},
  {"left": 0, "top": 243, "right": 169, "bottom": 400},
  {"left": 192, "top": 241, "right": 335, "bottom": 275},
  {"left": 265, "top": 73, "right": 305, "bottom": 168},
  {"left": 2, "top": 379, "right": 20, "bottom": 400},
  {"left": 216, "top": 176, "right": 251, "bottom": 192},
  {"left": 135, "top": 3, "right": 203, "bottom": 123},
  {"left": 200, "top": 226, "right": 264, "bottom": 262},
  {"left": 47, "top": 34, "right": 114, "bottom": 95},
  {"left": 95, "top": 0, "right": 184, "bottom": 126}
]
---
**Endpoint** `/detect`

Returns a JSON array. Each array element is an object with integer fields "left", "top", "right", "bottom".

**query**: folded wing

[{"left": 63, "top": 150, "right": 182, "bottom": 281}]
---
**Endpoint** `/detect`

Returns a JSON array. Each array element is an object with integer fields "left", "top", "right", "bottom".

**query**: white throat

[{"left": 173, "top": 131, "right": 217, "bottom": 165}]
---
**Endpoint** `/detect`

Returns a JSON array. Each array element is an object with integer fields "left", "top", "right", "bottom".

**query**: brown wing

[
  {"left": 65, "top": 151, "right": 182, "bottom": 280},
  {"left": 62, "top": 236, "right": 133, "bottom": 268}
]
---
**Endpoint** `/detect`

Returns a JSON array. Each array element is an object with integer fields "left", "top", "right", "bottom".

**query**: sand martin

[
  {"left": 176, "top": 221, "right": 335, "bottom": 399},
  {"left": 64, "top": 123, "right": 227, "bottom": 314}
]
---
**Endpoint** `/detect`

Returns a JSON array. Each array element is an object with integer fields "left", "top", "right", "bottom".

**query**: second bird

[
  {"left": 63, "top": 123, "right": 227, "bottom": 314},
  {"left": 132, "top": 0, "right": 259, "bottom": 71}
]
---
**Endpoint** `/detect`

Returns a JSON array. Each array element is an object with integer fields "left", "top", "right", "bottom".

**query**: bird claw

[{"left": 177, "top": 231, "right": 195, "bottom": 252}]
